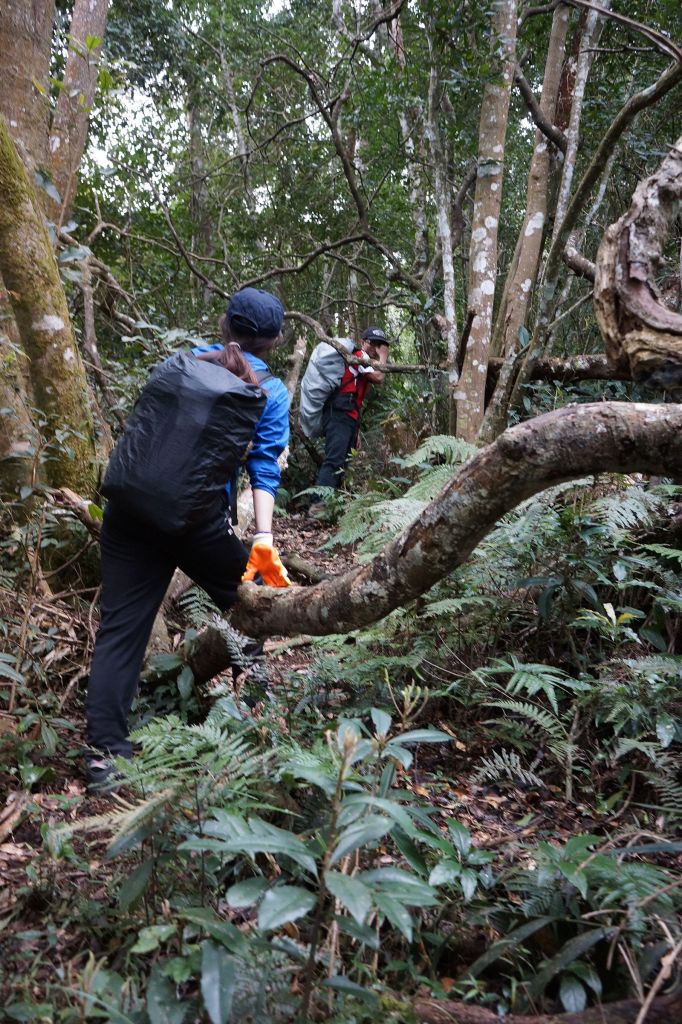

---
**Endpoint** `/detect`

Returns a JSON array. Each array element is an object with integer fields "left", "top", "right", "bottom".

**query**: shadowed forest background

[{"left": 1, "top": 1, "right": 681, "bottom": 1022}]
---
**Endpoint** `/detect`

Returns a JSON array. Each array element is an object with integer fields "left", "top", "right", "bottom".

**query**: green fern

[
  {"left": 401, "top": 434, "right": 477, "bottom": 467},
  {"left": 474, "top": 748, "right": 544, "bottom": 789}
]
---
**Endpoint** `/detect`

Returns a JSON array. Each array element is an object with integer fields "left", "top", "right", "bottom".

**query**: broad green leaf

[
  {"left": 258, "top": 885, "right": 316, "bottom": 931},
  {"left": 371, "top": 708, "right": 392, "bottom": 737},
  {"left": 460, "top": 869, "right": 477, "bottom": 902},
  {"left": 323, "top": 976, "right": 379, "bottom": 1006},
  {"left": 529, "top": 929, "right": 615, "bottom": 998},
  {"left": 390, "top": 729, "right": 451, "bottom": 745},
  {"left": 447, "top": 821, "right": 471, "bottom": 857},
  {"left": 131, "top": 924, "right": 175, "bottom": 954},
  {"left": 463, "top": 917, "right": 556, "bottom": 979},
  {"left": 560, "top": 975, "right": 587, "bottom": 1013},
  {"left": 656, "top": 715, "right": 675, "bottom": 748},
  {"left": 374, "top": 891, "right": 413, "bottom": 943},
  {"left": 335, "top": 915, "right": 380, "bottom": 949},
  {"left": 119, "top": 859, "right": 153, "bottom": 911},
  {"left": 429, "top": 860, "right": 461, "bottom": 887},
  {"left": 181, "top": 908, "right": 247, "bottom": 955},
  {"left": 330, "top": 815, "right": 393, "bottom": 865},
  {"left": 325, "top": 871, "right": 372, "bottom": 925},
  {"left": 147, "top": 964, "right": 186, "bottom": 1024},
  {"left": 225, "top": 877, "right": 268, "bottom": 908},
  {"left": 177, "top": 665, "right": 194, "bottom": 700},
  {"left": 201, "top": 941, "right": 236, "bottom": 1024}
]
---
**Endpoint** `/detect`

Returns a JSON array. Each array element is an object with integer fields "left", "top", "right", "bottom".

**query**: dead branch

[
  {"left": 514, "top": 65, "right": 567, "bottom": 152},
  {"left": 563, "top": 244, "right": 596, "bottom": 280}
]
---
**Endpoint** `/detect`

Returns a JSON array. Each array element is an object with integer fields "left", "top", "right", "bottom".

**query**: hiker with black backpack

[
  {"left": 299, "top": 326, "right": 390, "bottom": 510},
  {"left": 84, "top": 288, "right": 291, "bottom": 789}
]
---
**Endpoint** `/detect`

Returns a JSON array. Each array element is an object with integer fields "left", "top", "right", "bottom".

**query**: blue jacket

[{"left": 192, "top": 345, "right": 290, "bottom": 498}]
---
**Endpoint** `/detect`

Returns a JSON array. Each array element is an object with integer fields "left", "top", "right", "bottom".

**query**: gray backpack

[{"left": 298, "top": 338, "right": 354, "bottom": 438}]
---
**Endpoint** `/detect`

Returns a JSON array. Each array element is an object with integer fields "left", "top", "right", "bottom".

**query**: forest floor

[{"left": 1, "top": 507, "right": 680, "bottom": 1014}]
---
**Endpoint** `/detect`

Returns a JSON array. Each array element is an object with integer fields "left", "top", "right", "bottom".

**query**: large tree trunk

[
  {"left": 47, "top": 0, "right": 109, "bottom": 227},
  {"left": 594, "top": 136, "right": 682, "bottom": 388},
  {"left": 455, "top": 0, "right": 517, "bottom": 441},
  {"left": 479, "top": 4, "right": 570, "bottom": 443},
  {"left": 0, "top": 116, "right": 97, "bottom": 492},
  {"left": 227, "top": 402, "right": 682, "bottom": 642},
  {"left": 0, "top": 0, "right": 55, "bottom": 177},
  {"left": 0, "top": 0, "right": 56, "bottom": 495},
  {"left": 412, "top": 992, "right": 682, "bottom": 1024}
]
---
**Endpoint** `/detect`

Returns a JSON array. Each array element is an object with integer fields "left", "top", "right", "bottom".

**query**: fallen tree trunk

[
  {"left": 411, "top": 991, "right": 682, "bottom": 1024},
  {"left": 230, "top": 401, "right": 682, "bottom": 639},
  {"left": 486, "top": 353, "right": 630, "bottom": 393}
]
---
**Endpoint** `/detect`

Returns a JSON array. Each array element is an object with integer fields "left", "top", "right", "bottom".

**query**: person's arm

[
  {"left": 358, "top": 345, "right": 388, "bottom": 384},
  {"left": 242, "top": 379, "right": 291, "bottom": 587}
]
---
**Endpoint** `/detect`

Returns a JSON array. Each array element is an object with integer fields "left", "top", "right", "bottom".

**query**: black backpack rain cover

[{"left": 102, "top": 353, "right": 267, "bottom": 533}]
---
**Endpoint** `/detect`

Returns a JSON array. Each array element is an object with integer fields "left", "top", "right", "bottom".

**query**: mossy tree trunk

[{"left": 0, "top": 115, "right": 97, "bottom": 493}]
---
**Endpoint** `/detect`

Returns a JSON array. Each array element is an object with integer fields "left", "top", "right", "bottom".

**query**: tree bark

[
  {"left": 226, "top": 402, "right": 682, "bottom": 643},
  {"left": 510, "top": 57, "right": 682, "bottom": 407},
  {"left": 594, "top": 136, "right": 682, "bottom": 389},
  {"left": 47, "top": 0, "right": 109, "bottom": 227},
  {"left": 0, "top": 0, "right": 56, "bottom": 495},
  {"left": 0, "top": 0, "right": 55, "bottom": 177},
  {"left": 411, "top": 991, "right": 682, "bottom": 1024},
  {"left": 0, "top": 115, "right": 97, "bottom": 492},
  {"left": 480, "top": 4, "right": 570, "bottom": 443},
  {"left": 455, "top": 0, "right": 517, "bottom": 441},
  {"left": 424, "top": 47, "right": 458, "bottom": 430}
]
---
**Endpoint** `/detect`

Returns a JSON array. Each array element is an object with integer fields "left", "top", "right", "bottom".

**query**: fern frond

[
  {"left": 473, "top": 749, "right": 544, "bottom": 788},
  {"left": 401, "top": 434, "right": 476, "bottom": 467}
]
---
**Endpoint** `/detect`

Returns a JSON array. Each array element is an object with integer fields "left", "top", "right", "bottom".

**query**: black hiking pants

[
  {"left": 314, "top": 403, "right": 359, "bottom": 491},
  {"left": 86, "top": 499, "right": 249, "bottom": 758}
]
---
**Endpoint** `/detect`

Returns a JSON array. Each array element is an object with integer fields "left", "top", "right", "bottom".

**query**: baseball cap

[
  {"left": 361, "top": 326, "right": 389, "bottom": 345},
  {"left": 227, "top": 288, "right": 285, "bottom": 338}
]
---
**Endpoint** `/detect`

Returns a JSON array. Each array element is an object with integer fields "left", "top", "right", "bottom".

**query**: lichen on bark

[{"left": 0, "top": 115, "right": 97, "bottom": 493}]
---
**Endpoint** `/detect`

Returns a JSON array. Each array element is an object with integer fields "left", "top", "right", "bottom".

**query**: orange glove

[{"left": 242, "top": 536, "right": 292, "bottom": 587}]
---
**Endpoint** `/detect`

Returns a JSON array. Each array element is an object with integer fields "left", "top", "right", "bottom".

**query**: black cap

[
  {"left": 361, "top": 325, "right": 389, "bottom": 345},
  {"left": 227, "top": 288, "right": 285, "bottom": 338}
]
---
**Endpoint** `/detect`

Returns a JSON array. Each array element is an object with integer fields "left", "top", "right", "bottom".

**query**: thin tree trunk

[
  {"left": 549, "top": 1, "right": 609, "bottom": 250},
  {"left": 509, "top": 57, "right": 682, "bottom": 408},
  {"left": 0, "top": 116, "right": 97, "bottom": 493},
  {"left": 47, "top": 0, "right": 109, "bottom": 227},
  {"left": 479, "top": 4, "right": 570, "bottom": 443},
  {"left": 425, "top": 53, "right": 458, "bottom": 431},
  {"left": 455, "top": 0, "right": 517, "bottom": 441}
]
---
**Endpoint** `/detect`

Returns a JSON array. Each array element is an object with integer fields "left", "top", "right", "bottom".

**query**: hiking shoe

[{"left": 84, "top": 756, "right": 125, "bottom": 792}]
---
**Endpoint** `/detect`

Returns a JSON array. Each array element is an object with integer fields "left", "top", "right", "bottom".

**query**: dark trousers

[
  {"left": 315, "top": 405, "right": 359, "bottom": 490},
  {"left": 86, "top": 500, "right": 248, "bottom": 757}
]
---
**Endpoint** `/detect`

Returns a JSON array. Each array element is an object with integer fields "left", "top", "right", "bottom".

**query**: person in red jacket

[{"left": 311, "top": 326, "right": 390, "bottom": 503}]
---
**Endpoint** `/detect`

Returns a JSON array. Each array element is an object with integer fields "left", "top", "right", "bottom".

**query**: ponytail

[{"left": 195, "top": 315, "right": 259, "bottom": 384}]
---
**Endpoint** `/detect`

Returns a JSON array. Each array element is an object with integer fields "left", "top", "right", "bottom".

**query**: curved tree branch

[
  {"left": 230, "top": 402, "right": 682, "bottom": 639},
  {"left": 514, "top": 65, "right": 567, "bottom": 152}
]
